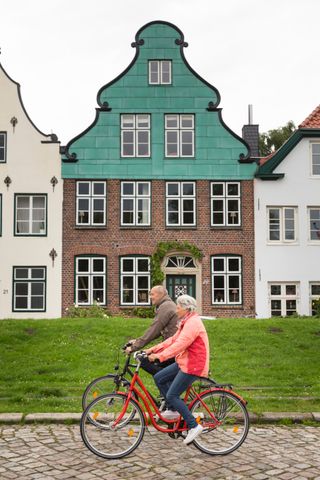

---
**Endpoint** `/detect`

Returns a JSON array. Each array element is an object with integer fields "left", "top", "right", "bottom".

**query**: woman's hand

[{"left": 148, "top": 353, "right": 159, "bottom": 362}]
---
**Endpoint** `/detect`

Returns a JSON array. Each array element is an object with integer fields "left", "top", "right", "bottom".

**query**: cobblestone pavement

[{"left": 0, "top": 424, "right": 319, "bottom": 480}]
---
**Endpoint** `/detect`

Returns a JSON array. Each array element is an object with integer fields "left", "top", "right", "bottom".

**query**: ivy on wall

[{"left": 151, "top": 241, "right": 203, "bottom": 286}]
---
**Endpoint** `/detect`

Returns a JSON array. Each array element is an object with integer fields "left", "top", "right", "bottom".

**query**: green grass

[{"left": 0, "top": 317, "right": 319, "bottom": 414}]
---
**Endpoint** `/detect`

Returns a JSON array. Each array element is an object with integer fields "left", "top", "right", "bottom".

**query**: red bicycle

[{"left": 80, "top": 351, "right": 249, "bottom": 459}]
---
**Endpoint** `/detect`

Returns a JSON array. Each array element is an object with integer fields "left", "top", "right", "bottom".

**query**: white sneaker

[
  {"left": 183, "top": 424, "right": 203, "bottom": 445},
  {"left": 161, "top": 409, "right": 180, "bottom": 420}
]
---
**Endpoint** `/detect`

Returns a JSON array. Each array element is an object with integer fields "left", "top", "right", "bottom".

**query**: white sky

[{"left": 0, "top": 0, "right": 319, "bottom": 144}]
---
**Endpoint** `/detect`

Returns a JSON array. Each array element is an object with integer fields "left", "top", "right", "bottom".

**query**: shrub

[
  {"left": 132, "top": 307, "right": 155, "bottom": 318},
  {"left": 312, "top": 298, "right": 320, "bottom": 317},
  {"left": 65, "top": 302, "right": 110, "bottom": 318}
]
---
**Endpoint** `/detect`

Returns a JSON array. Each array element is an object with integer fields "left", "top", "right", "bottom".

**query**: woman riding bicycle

[{"left": 146, "top": 294, "right": 210, "bottom": 445}]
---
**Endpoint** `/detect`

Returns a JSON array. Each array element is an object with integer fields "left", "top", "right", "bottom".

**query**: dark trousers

[
  {"left": 154, "top": 362, "right": 198, "bottom": 429},
  {"left": 140, "top": 356, "right": 175, "bottom": 376}
]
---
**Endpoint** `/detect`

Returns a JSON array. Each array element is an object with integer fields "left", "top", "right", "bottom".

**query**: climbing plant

[{"left": 151, "top": 241, "right": 203, "bottom": 286}]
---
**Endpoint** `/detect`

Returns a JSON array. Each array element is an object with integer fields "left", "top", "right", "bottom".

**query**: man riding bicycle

[{"left": 125, "top": 285, "right": 178, "bottom": 375}]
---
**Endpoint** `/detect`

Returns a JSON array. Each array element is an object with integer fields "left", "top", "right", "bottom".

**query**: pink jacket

[{"left": 149, "top": 311, "right": 210, "bottom": 377}]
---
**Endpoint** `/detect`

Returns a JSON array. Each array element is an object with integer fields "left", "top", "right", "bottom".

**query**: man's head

[{"left": 149, "top": 285, "right": 168, "bottom": 306}]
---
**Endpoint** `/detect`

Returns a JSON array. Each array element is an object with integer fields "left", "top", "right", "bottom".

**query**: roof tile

[{"left": 299, "top": 105, "right": 320, "bottom": 128}]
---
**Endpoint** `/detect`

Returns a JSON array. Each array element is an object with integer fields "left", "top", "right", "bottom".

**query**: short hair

[
  {"left": 176, "top": 294, "right": 197, "bottom": 312},
  {"left": 151, "top": 285, "right": 168, "bottom": 296}
]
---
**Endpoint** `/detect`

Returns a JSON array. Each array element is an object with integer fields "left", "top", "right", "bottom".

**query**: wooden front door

[{"left": 166, "top": 274, "right": 196, "bottom": 301}]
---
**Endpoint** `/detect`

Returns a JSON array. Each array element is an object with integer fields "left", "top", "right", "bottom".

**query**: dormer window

[
  {"left": 311, "top": 143, "right": 320, "bottom": 176},
  {"left": 0, "top": 132, "right": 6, "bottom": 163},
  {"left": 149, "top": 60, "right": 171, "bottom": 85}
]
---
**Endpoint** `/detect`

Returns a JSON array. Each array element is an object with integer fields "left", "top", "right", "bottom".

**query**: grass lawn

[{"left": 0, "top": 316, "right": 319, "bottom": 415}]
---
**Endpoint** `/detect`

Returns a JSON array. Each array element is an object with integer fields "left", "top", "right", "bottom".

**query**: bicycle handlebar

[{"left": 133, "top": 351, "right": 148, "bottom": 361}]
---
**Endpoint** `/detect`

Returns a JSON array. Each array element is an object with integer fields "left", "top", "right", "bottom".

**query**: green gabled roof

[
  {"left": 61, "top": 20, "right": 256, "bottom": 180},
  {"left": 256, "top": 128, "right": 320, "bottom": 180}
]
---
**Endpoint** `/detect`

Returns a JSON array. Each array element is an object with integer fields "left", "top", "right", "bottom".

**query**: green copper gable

[{"left": 62, "top": 21, "right": 256, "bottom": 180}]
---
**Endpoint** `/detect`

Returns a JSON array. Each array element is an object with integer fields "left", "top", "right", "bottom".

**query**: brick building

[{"left": 61, "top": 21, "right": 257, "bottom": 316}]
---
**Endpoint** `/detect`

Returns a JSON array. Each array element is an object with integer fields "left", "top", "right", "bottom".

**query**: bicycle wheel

[
  {"left": 82, "top": 374, "right": 126, "bottom": 410},
  {"left": 190, "top": 390, "right": 249, "bottom": 455},
  {"left": 80, "top": 393, "right": 145, "bottom": 459}
]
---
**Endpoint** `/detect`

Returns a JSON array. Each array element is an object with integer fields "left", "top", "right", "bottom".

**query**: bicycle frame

[{"left": 113, "top": 369, "right": 222, "bottom": 433}]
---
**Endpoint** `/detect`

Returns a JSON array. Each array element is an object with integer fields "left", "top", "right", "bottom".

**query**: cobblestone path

[{"left": 0, "top": 424, "right": 319, "bottom": 479}]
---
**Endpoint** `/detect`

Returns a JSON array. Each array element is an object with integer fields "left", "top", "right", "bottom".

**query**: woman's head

[{"left": 176, "top": 294, "right": 197, "bottom": 318}]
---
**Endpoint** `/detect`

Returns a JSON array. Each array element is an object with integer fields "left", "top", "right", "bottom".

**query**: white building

[
  {"left": 0, "top": 63, "right": 62, "bottom": 318},
  {"left": 255, "top": 105, "right": 320, "bottom": 318}
]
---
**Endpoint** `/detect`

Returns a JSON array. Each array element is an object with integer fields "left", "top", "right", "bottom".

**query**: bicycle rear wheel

[
  {"left": 190, "top": 390, "right": 249, "bottom": 455},
  {"left": 80, "top": 393, "right": 145, "bottom": 459}
]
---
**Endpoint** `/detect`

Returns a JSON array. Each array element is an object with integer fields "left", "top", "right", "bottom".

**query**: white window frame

[
  {"left": 120, "top": 256, "right": 150, "bottom": 306},
  {"left": 211, "top": 182, "right": 241, "bottom": 226},
  {"left": 0, "top": 194, "right": 2, "bottom": 236},
  {"left": 269, "top": 282, "right": 299, "bottom": 317},
  {"left": 15, "top": 194, "right": 47, "bottom": 236},
  {"left": 310, "top": 282, "right": 320, "bottom": 315},
  {"left": 308, "top": 207, "right": 320, "bottom": 243},
  {"left": 148, "top": 60, "right": 172, "bottom": 85},
  {"left": 121, "top": 114, "right": 150, "bottom": 157},
  {"left": 13, "top": 267, "right": 46, "bottom": 312},
  {"left": 165, "top": 114, "right": 194, "bottom": 157},
  {"left": 310, "top": 142, "right": 320, "bottom": 177},
  {"left": 211, "top": 256, "right": 242, "bottom": 305},
  {"left": 166, "top": 181, "right": 196, "bottom": 227},
  {"left": 0, "top": 132, "right": 6, "bottom": 163},
  {"left": 76, "top": 181, "right": 106, "bottom": 226},
  {"left": 121, "top": 181, "right": 151, "bottom": 226},
  {"left": 75, "top": 257, "right": 106, "bottom": 306},
  {"left": 267, "top": 206, "right": 298, "bottom": 243}
]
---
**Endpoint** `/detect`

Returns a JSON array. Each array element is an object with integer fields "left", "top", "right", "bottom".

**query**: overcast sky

[{"left": 1, "top": 0, "right": 319, "bottom": 144}]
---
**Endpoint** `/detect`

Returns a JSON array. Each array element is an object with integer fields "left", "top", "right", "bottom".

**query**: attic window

[
  {"left": 0, "top": 132, "right": 6, "bottom": 163},
  {"left": 149, "top": 61, "right": 171, "bottom": 85},
  {"left": 311, "top": 143, "right": 320, "bottom": 176}
]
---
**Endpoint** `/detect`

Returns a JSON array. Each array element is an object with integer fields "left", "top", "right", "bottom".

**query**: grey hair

[
  {"left": 151, "top": 285, "right": 168, "bottom": 296},
  {"left": 176, "top": 294, "right": 197, "bottom": 312}
]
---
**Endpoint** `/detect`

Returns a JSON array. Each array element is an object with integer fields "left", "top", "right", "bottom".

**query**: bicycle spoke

[
  {"left": 80, "top": 393, "right": 145, "bottom": 459},
  {"left": 190, "top": 390, "right": 249, "bottom": 455}
]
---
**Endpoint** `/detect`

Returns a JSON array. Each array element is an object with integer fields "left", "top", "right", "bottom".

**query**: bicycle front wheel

[
  {"left": 80, "top": 393, "right": 145, "bottom": 459},
  {"left": 82, "top": 374, "right": 124, "bottom": 410},
  {"left": 190, "top": 390, "right": 249, "bottom": 455}
]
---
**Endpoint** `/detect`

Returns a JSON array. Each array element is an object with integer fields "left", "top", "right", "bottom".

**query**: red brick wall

[{"left": 62, "top": 179, "right": 255, "bottom": 317}]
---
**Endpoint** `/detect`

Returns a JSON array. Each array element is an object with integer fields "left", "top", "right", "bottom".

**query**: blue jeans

[{"left": 154, "top": 362, "right": 198, "bottom": 429}]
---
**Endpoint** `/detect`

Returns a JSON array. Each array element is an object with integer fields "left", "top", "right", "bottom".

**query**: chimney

[{"left": 242, "top": 104, "right": 260, "bottom": 158}]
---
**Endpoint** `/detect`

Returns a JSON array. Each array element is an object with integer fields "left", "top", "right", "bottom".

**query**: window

[
  {"left": 120, "top": 257, "right": 150, "bottom": 305},
  {"left": 76, "top": 181, "right": 106, "bottom": 226},
  {"left": 166, "top": 182, "right": 196, "bottom": 226},
  {"left": 211, "top": 182, "right": 241, "bottom": 226},
  {"left": 311, "top": 143, "right": 320, "bottom": 176},
  {"left": 308, "top": 207, "right": 320, "bottom": 241},
  {"left": 310, "top": 283, "right": 320, "bottom": 315},
  {"left": 269, "top": 283, "right": 298, "bottom": 317},
  {"left": 121, "top": 114, "right": 150, "bottom": 157},
  {"left": 15, "top": 195, "right": 46, "bottom": 235},
  {"left": 149, "top": 60, "right": 172, "bottom": 84},
  {"left": 76, "top": 257, "right": 106, "bottom": 305},
  {"left": 13, "top": 267, "right": 46, "bottom": 311},
  {"left": 165, "top": 115, "right": 194, "bottom": 157},
  {"left": 121, "top": 181, "right": 151, "bottom": 226},
  {"left": 267, "top": 207, "right": 297, "bottom": 243},
  {"left": 211, "top": 256, "right": 242, "bottom": 305},
  {"left": 0, "top": 132, "right": 6, "bottom": 163}
]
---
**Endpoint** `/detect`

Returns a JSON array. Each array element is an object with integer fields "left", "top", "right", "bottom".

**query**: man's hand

[
  {"left": 148, "top": 353, "right": 159, "bottom": 362},
  {"left": 125, "top": 339, "right": 136, "bottom": 355}
]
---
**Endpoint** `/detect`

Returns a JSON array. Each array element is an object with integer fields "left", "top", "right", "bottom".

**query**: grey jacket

[{"left": 131, "top": 295, "right": 179, "bottom": 352}]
